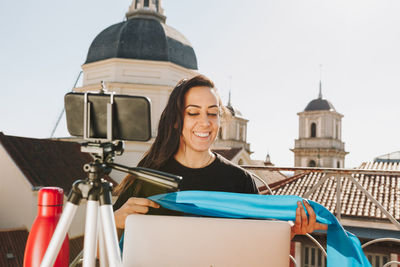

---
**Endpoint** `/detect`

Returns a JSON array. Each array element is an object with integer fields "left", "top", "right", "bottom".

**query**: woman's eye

[
  {"left": 208, "top": 113, "right": 218, "bottom": 116},
  {"left": 187, "top": 113, "right": 199, "bottom": 116}
]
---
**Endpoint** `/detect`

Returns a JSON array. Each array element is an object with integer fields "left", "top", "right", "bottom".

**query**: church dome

[
  {"left": 84, "top": 2, "right": 197, "bottom": 70},
  {"left": 304, "top": 98, "right": 335, "bottom": 111},
  {"left": 226, "top": 104, "right": 243, "bottom": 117}
]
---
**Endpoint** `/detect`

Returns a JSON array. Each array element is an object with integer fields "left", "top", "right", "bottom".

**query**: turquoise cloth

[{"left": 148, "top": 191, "right": 371, "bottom": 267}]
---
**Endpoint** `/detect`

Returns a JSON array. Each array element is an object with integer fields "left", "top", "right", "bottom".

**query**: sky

[{"left": 0, "top": 0, "right": 399, "bottom": 168}]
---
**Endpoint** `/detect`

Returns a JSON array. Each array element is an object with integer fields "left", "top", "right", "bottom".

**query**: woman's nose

[{"left": 198, "top": 113, "right": 211, "bottom": 126}]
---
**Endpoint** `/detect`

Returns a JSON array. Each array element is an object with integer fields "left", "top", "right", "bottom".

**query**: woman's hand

[
  {"left": 114, "top": 197, "right": 160, "bottom": 229},
  {"left": 291, "top": 200, "right": 328, "bottom": 239}
]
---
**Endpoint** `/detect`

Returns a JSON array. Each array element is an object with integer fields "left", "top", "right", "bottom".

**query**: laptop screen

[{"left": 123, "top": 214, "right": 291, "bottom": 267}]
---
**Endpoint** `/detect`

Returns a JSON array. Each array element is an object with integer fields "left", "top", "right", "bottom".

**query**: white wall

[{"left": 0, "top": 144, "right": 37, "bottom": 230}]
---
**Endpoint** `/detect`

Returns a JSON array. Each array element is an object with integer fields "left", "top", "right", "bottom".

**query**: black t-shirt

[{"left": 113, "top": 153, "right": 258, "bottom": 215}]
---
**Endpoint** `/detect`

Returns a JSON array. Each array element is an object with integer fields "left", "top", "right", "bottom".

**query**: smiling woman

[
  {"left": 112, "top": 74, "right": 326, "bottom": 238},
  {"left": 112, "top": 75, "right": 258, "bottom": 224}
]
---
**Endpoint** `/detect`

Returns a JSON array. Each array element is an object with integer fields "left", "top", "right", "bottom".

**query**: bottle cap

[{"left": 38, "top": 187, "right": 64, "bottom": 206}]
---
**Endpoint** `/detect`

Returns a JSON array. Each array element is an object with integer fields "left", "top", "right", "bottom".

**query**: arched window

[
  {"left": 310, "top": 123, "right": 317, "bottom": 138},
  {"left": 308, "top": 160, "right": 316, "bottom": 167},
  {"left": 238, "top": 159, "right": 244, "bottom": 165}
]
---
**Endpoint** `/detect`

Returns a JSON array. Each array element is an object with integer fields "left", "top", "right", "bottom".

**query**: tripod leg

[
  {"left": 83, "top": 200, "right": 99, "bottom": 267},
  {"left": 40, "top": 202, "right": 78, "bottom": 267},
  {"left": 99, "top": 181, "right": 122, "bottom": 267},
  {"left": 98, "top": 215, "right": 109, "bottom": 267},
  {"left": 100, "top": 205, "right": 122, "bottom": 267}
]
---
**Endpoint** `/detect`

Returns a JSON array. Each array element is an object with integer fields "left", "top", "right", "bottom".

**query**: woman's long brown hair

[{"left": 114, "top": 74, "right": 220, "bottom": 195}]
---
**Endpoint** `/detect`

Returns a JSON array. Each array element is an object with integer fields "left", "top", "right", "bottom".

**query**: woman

[{"left": 113, "top": 75, "right": 326, "bottom": 238}]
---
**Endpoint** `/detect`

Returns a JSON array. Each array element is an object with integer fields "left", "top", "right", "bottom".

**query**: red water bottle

[{"left": 24, "top": 187, "right": 69, "bottom": 266}]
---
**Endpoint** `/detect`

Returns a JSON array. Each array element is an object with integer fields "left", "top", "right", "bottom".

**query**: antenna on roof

[
  {"left": 50, "top": 71, "right": 83, "bottom": 138},
  {"left": 318, "top": 64, "right": 323, "bottom": 99}
]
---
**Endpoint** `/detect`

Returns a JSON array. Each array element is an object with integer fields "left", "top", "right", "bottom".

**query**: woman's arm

[{"left": 114, "top": 197, "right": 160, "bottom": 229}]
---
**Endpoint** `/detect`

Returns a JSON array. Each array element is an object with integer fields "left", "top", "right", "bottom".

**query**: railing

[{"left": 243, "top": 165, "right": 400, "bottom": 267}]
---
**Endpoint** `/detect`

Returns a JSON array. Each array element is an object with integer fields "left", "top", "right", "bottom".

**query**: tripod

[
  {"left": 40, "top": 142, "right": 181, "bottom": 267},
  {"left": 41, "top": 91, "right": 181, "bottom": 266}
]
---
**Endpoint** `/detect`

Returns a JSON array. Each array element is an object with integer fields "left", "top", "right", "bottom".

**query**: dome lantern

[{"left": 126, "top": 0, "right": 166, "bottom": 23}]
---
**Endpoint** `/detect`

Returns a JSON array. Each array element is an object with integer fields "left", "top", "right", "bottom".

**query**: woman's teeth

[{"left": 194, "top": 132, "right": 209, "bottom": 137}]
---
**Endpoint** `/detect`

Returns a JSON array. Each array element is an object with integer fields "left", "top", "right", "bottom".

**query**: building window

[
  {"left": 303, "top": 245, "right": 326, "bottom": 267},
  {"left": 365, "top": 253, "right": 390, "bottom": 267},
  {"left": 337, "top": 161, "right": 340, "bottom": 168},
  {"left": 144, "top": 0, "right": 149, "bottom": 7},
  {"left": 308, "top": 160, "right": 316, "bottom": 167},
  {"left": 311, "top": 123, "right": 317, "bottom": 138}
]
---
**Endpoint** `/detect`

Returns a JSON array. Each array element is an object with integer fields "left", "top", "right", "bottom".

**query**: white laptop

[{"left": 122, "top": 214, "right": 291, "bottom": 267}]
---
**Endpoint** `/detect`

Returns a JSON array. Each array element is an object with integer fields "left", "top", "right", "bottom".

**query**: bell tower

[
  {"left": 214, "top": 90, "right": 251, "bottom": 153},
  {"left": 291, "top": 82, "right": 348, "bottom": 168}
]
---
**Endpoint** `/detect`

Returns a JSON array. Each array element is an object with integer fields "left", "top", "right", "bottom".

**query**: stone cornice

[
  {"left": 81, "top": 58, "right": 197, "bottom": 74},
  {"left": 297, "top": 109, "right": 344, "bottom": 118},
  {"left": 290, "top": 147, "right": 348, "bottom": 156}
]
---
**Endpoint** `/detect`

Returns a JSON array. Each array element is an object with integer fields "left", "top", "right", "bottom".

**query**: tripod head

[
  {"left": 80, "top": 140, "right": 181, "bottom": 191},
  {"left": 81, "top": 141, "right": 123, "bottom": 166}
]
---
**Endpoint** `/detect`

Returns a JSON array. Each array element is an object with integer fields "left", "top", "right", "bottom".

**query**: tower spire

[
  {"left": 227, "top": 75, "right": 232, "bottom": 107},
  {"left": 319, "top": 80, "right": 322, "bottom": 99},
  {"left": 318, "top": 64, "right": 323, "bottom": 99}
]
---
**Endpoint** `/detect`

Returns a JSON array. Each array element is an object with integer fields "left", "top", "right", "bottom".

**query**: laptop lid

[{"left": 122, "top": 214, "right": 291, "bottom": 267}]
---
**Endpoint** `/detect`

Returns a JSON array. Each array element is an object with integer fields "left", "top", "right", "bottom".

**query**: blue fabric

[
  {"left": 148, "top": 191, "right": 371, "bottom": 267},
  {"left": 119, "top": 235, "right": 124, "bottom": 254}
]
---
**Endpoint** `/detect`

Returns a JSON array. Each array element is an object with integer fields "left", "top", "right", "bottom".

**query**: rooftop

[
  {"left": 272, "top": 162, "right": 400, "bottom": 221},
  {"left": 0, "top": 132, "right": 116, "bottom": 194}
]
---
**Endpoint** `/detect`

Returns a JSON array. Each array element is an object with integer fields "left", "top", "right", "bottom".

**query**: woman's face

[{"left": 180, "top": 86, "right": 220, "bottom": 154}]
